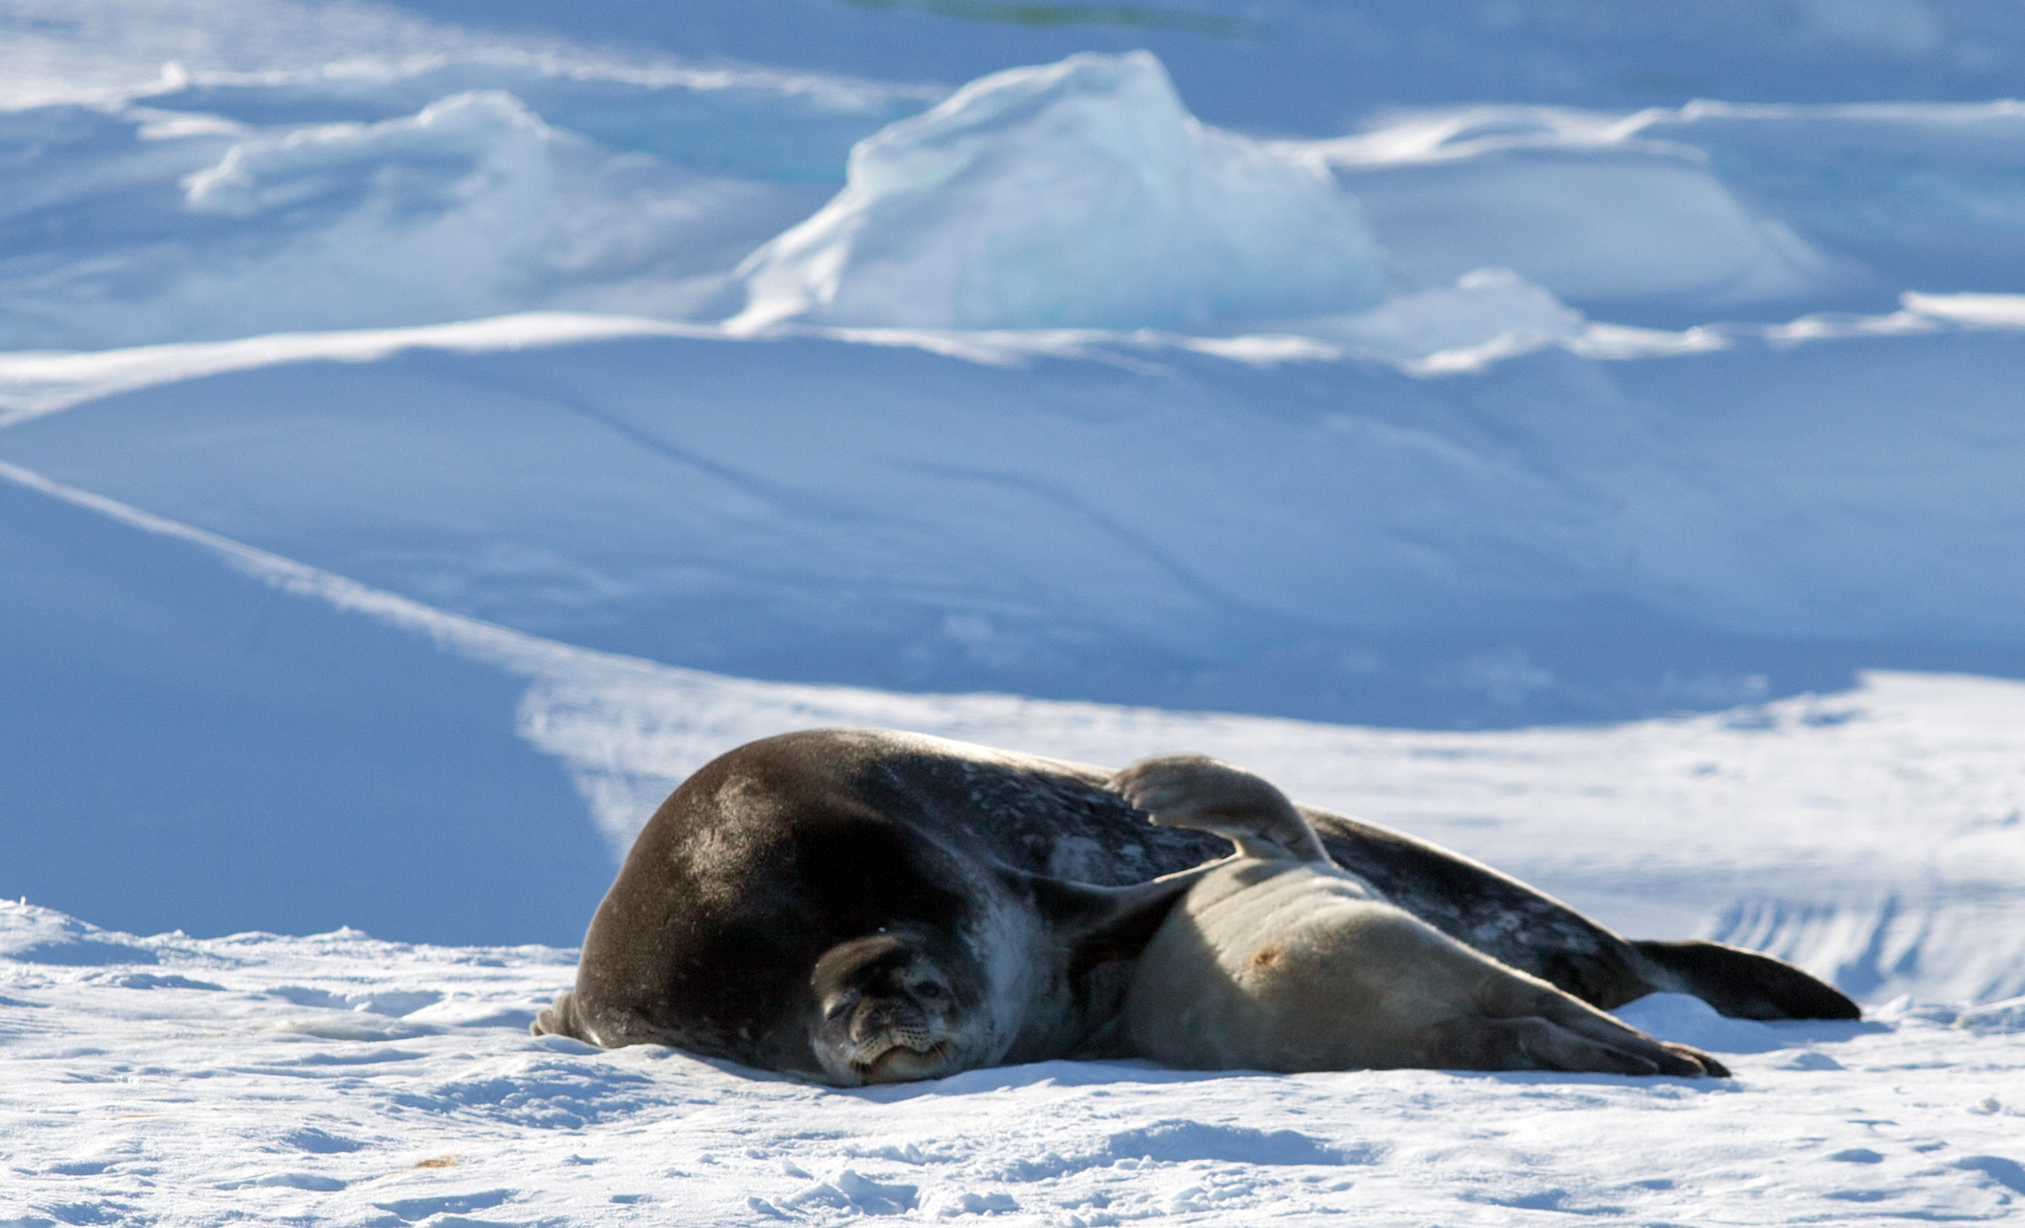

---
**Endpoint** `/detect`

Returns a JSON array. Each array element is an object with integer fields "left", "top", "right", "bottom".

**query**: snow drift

[
  {"left": 8, "top": 48, "right": 2025, "bottom": 349},
  {"left": 732, "top": 52, "right": 1384, "bottom": 331},
  {"left": 6, "top": 307, "right": 2023, "bottom": 725}
]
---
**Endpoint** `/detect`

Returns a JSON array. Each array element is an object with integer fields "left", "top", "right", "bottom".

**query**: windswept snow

[
  {"left": 5, "top": 304, "right": 2023, "bottom": 724},
  {"left": 10, "top": 44, "right": 2025, "bottom": 350}
]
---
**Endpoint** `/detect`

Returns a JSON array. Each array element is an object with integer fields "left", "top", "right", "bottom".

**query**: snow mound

[
  {"left": 1613, "top": 992, "right": 1793, "bottom": 1054},
  {"left": 1323, "top": 106, "right": 1844, "bottom": 312},
  {"left": 0, "top": 90, "right": 827, "bottom": 350},
  {"left": 0, "top": 902, "right": 157, "bottom": 967},
  {"left": 731, "top": 51, "right": 1384, "bottom": 332},
  {"left": 1290, "top": 267, "right": 1588, "bottom": 364},
  {"left": 1633, "top": 101, "right": 2025, "bottom": 298},
  {"left": 180, "top": 89, "right": 549, "bottom": 220},
  {"left": 1954, "top": 995, "right": 2025, "bottom": 1032}
]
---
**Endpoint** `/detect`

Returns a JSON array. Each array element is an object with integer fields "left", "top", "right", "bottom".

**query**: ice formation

[{"left": 731, "top": 52, "right": 1385, "bottom": 331}]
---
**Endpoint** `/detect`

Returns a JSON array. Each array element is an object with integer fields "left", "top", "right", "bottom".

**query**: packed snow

[{"left": 5, "top": 1, "right": 2025, "bottom": 1225}]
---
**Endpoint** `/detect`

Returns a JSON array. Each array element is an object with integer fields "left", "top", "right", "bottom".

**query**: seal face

[
  {"left": 809, "top": 928, "right": 976, "bottom": 1083},
  {"left": 535, "top": 728, "right": 1856, "bottom": 1081},
  {"left": 1114, "top": 754, "right": 1728, "bottom": 1076}
]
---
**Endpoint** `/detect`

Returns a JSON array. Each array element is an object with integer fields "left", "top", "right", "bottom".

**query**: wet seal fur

[
  {"left": 534, "top": 728, "right": 1856, "bottom": 1084},
  {"left": 1116, "top": 754, "right": 1729, "bottom": 1076}
]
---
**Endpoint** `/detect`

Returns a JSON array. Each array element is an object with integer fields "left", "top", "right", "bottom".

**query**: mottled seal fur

[
  {"left": 534, "top": 728, "right": 1855, "bottom": 1083},
  {"left": 1115, "top": 754, "right": 1730, "bottom": 1076}
]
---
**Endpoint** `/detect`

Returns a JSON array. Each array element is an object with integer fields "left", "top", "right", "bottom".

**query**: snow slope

[
  {"left": 6, "top": 305, "right": 2023, "bottom": 725},
  {"left": 8, "top": 454, "right": 2025, "bottom": 1006},
  {"left": 0, "top": 459, "right": 610, "bottom": 946}
]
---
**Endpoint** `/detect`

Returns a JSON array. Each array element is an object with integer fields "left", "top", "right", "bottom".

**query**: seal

[
  {"left": 1114, "top": 754, "right": 1729, "bottom": 1076},
  {"left": 534, "top": 728, "right": 1855, "bottom": 1083}
]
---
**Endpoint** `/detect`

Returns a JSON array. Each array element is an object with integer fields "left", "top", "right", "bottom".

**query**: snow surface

[
  {"left": 730, "top": 52, "right": 1383, "bottom": 332},
  {"left": 5, "top": 304, "right": 2023, "bottom": 724},
  {"left": 7, "top": 2, "right": 2025, "bottom": 1223},
  {"left": 6, "top": 906, "right": 2025, "bottom": 1226}
]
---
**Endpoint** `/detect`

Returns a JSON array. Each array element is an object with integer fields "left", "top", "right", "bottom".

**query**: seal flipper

[
  {"left": 1631, "top": 939, "right": 1861, "bottom": 1020},
  {"left": 996, "top": 864, "right": 1222, "bottom": 1061},
  {"left": 1426, "top": 1016, "right": 1728, "bottom": 1077},
  {"left": 1110, "top": 753, "right": 1329, "bottom": 864},
  {"left": 999, "top": 863, "right": 1215, "bottom": 971},
  {"left": 532, "top": 990, "right": 583, "bottom": 1039}
]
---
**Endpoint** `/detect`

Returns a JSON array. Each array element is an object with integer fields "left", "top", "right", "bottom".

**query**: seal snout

[{"left": 810, "top": 931, "right": 969, "bottom": 1085}]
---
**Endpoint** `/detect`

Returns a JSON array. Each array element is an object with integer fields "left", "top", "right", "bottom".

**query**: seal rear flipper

[
  {"left": 532, "top": 990, "right": 584, "bottom": 1040},
  {"left": 1661, "top": 1041, "right": 1731, "bottom": 1079},
  {"left": 1631, "top": 938, "right": 1860, "bottom": 1020},
  {"left": 1110, "top": 753, "right": 1330, "bottom": 864},
  {"left": 1425, "top": 1016, "right": 1704, "bottom": 1076}
]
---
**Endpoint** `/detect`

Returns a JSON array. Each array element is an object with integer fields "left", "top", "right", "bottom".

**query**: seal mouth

[{"left": 852, "top": 1037, "right": 954, "bottom": 1083}]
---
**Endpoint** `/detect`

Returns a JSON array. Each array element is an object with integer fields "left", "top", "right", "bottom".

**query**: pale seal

[
  {"left": 533, "top": 728, "right": 1853, "bottom": 1083},
  {"left": 1114, "top": 754, "right": 1730, "bottom": 1076}
]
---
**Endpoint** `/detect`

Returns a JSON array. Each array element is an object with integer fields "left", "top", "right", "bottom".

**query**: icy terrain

[
  {"left": 5, "top": 901, "right": 2025, "bottom": 1226},
  {"left": 5, "top": 1, "right": 2025, "bottom": 1224}
]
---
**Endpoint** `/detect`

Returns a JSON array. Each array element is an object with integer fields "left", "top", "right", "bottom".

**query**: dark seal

[{"left": 534, "top": 728, "right": 1856, "bottom": 1083}]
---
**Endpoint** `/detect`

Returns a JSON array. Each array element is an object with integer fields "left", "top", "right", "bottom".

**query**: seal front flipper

[
  {"left": 994, "top": 863, "right": 1220, "bottom": 1061},
  {"left": 531, "top": 987, "right": 678, "bottom": 1048},
  {"left": 996, "top": 862, "right": 1216, "bottom": 972},
  {"left": 531, "top": 990, "right": 579, "bottom": 1039},
  {"left": 1631, "top": 939, "right": 1861, "bottom": 1020}
]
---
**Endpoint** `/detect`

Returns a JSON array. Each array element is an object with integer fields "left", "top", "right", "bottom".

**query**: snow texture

[{"left": 5, "top": 906, "right": 2025, "bottom": 1227}]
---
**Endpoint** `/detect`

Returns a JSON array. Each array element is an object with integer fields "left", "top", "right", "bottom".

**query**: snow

[
  {"left": 6, "top": 907, "right": 2025, "bottom": 1225},
  {"left": 7, "top": 1, "right": 2025, "bottom": 1223},
  {"left": 9, "top": 446, "right": 2025, "bottom": 998},
  {"left": 731, "top": 52, "right": 1383, "bottom": 332},
  {"left": 5, "top": 303, "right": 2022, "bottom": 724}
]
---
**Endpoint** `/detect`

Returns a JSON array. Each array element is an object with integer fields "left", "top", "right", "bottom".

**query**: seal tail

[
  {"left": 532, "top": 989, "right": 589, "bottom": 1040},
  {"left": 1630, "top": 939, "right": 1861, "bottom": 1020}
]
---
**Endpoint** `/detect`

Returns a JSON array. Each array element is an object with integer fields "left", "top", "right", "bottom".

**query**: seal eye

[{"left": 915, "top": 982, "right": 948, "bottom": 1003}]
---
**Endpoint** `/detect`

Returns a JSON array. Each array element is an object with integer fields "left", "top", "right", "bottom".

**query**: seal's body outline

[
  {"left": 535, "top": 728, "right": 1856, "bottom": 1083},
  {"left": 1114, "top": 753, "right": 1729, "bottom": 1076}
]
